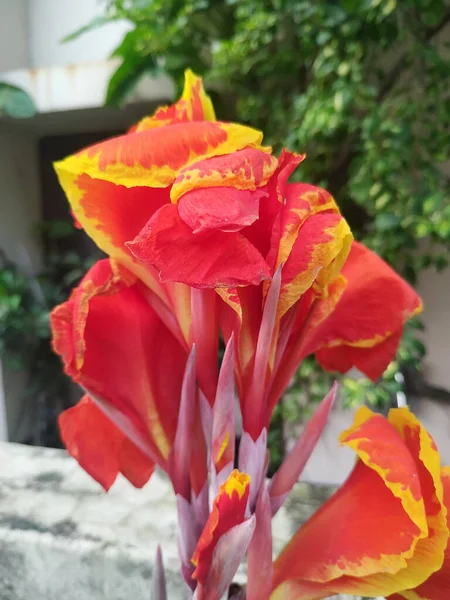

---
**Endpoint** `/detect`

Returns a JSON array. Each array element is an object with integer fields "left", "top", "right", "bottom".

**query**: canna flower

[
  {"left": 52, "top": 69, "right": 421, "bottom": 445},
  {"left": 49, "top": 69, "right": 427, "bottom": 596},
  {"left": 270, "top": 406, "right": 450, "bottom": 600}
]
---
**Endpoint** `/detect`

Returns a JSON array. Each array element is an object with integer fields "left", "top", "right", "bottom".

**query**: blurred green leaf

[
  {"left": 0, "top": 83, "right": 36, "bottom": 118},
  {"left": 61, "top": 15, "right": 115, "bottom": 43}
]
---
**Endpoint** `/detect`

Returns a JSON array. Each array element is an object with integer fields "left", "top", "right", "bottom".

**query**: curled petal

[
  {"left": 277, "top": 211, "right": 353, "bottom": 318},
  {"left": 171, "top": 147, "right": 278, "bottom": 203},
  {"left": 268, "top": 181, "right": 341, "bottom": 273},
  {"left": 52, "top": 172, "right": 169, "bottom": 274},
  {"left": 267, "top": 150, "right": 306, "bottom": 205},
  {"left": 273, "top": 407, "right": 447, "bottom": 598},
  {"left": 191, "top": 469, "right": 251, "bottom": 585},
  {"left": 396, "top": 466, "right": 450, "bottom": 600},
  {"left": 59, "top": 395, "right": 154, "bottom": 491},
  {"left": 128, "top": 204, "right": 271, "bottom": 288},
  {"left": 308, "top": 241, "right": 422, "bottom": 380},
  {"left": 178, "top": 186, "right": 265, "bottom": 234}
]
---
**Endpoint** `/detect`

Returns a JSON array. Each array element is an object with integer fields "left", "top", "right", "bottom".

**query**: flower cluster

[{"left": 50, "top": 71, "right": 449, "bottom": 599}]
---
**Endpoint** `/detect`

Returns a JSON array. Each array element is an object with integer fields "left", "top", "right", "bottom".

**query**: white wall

[
  {"left": 28, "top": 0, "right": 132, "bottom": 69},
  {"left": 0, "top": 0, "right": 131, "bottom": 72},
  {"left": 0, "top": 0, "right": 29, "bottom": 71}
]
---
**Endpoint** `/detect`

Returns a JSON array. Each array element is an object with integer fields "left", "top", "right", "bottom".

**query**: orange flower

[
  {"left": 53, "top": 69, "right": 421, "bottom": 441},
  {"left": 271, "top": 406, "right": 450, "bottom": 599}
]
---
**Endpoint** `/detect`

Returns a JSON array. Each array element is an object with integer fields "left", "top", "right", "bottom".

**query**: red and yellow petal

[
  {"left": 170, "top": 147, "right": 278, "bottom": 203},
  {"left": 56, "top": 173, "right": 170, "bottom": 293},
  {"left": 54, "top": 122, "right": 263, "bottom": 191},
  {"left": 268, "top": 182, "right": 341, "bottom": 273},
  {"left": 378, "top": 409, "right": 449, "bottom": 597},
  {"left": 59, "top": 395, "right": 155, "bottom": 491},
  {"left": 273, "top": 407, "right": 448, "bottom": 599},
  {"left": 273, "top": 408, "right": 428, "bottom": 592},
  {"left": 304, "top": 241, "right": 422, "bottom": 380},
  {"left": 51, "top": 259, "right": 187, "bottom": 465},
  {"left": 133, "top": 69, "right": 215, "bottom": 132},
  {"left": 277, "top": 212, "right": 353, "bottom": 318},
  {"left": 316, "top": 328, "right": 402, "bottom": 381},
  {"left": 394, "top": 466, "right": 450, "bottom": 600},
  {"left": 181, "top": 69, "right": 216, "bottom": 121},
  {"left": 128, "top": 204, "right": 271, "bottom": 288},
  {"left": 191, "top": 470, "right": 250, "bottom": 584}
]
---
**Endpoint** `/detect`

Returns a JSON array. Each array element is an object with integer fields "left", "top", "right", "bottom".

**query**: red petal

[
  {"left": 59, "top": 395, "right": 154, "bottom": 490},
  {"left": 51, "top": 259, "right": 187, "bottom": 465},
  {"left": 178, "top": 186, "right": 265, "bottom": 233},
  {"left": 306, "top": 241, "right": 422, "bottom": 380},
  {"left": 128, "top": 204, "right": 271, "bottom": 288}
]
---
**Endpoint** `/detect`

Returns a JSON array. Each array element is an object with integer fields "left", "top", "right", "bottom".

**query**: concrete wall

[{"left": 0, "top": 442, "right": 362, "bottom": 600}]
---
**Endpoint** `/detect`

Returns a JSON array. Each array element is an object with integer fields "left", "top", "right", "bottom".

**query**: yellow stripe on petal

[
  {"left": 170, "top": 147, "right": 277, "bottom": 203},
  {"left": 331, "top": 408, "right": 448, "bottom": 597},
  {"left": 55, "top": 122, "right": 263, "bottom": 190},
  {"left": 216, "top": 287, "right": 242, "bottom": 320},
  {"left": 340, "top": 406, "right": 429, "bottom": 544},
  {"left": 278, "top": 216, "right": 353, "bottom": 318},
  {"left": 275, "top": 184, "right": 341, "bottom": 270},
  {"left": 132, "top": 70, "right": 216, "bottom": 133}
]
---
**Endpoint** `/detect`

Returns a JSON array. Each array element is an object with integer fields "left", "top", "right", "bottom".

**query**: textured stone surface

[{"left": 0, "top": 442, "right": 381, "bottom": 600}]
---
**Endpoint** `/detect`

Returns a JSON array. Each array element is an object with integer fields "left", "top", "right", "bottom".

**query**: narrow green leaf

[
  {"left": 61, "top": 15, "right": 115, "bottom": 43},
  {"left": 105, "top": 53, "right": 158, "bottom": 106}
]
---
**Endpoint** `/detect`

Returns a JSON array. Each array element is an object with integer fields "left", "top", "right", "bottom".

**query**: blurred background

[{"left": 0, "top": 0, "right": 449, "bottom": 483}]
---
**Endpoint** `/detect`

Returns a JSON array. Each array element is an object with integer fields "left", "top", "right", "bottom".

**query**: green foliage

[
  {"left": 69, "top": 0, "right": 450, "bottom": 413},
  {"left": 0, "top": 82, "right": 37, "bottom": 118}
]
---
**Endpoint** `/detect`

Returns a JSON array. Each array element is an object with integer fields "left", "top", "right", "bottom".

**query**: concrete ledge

[{"left": 0, "top": 442, "right": 374, "bottom": 599}]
